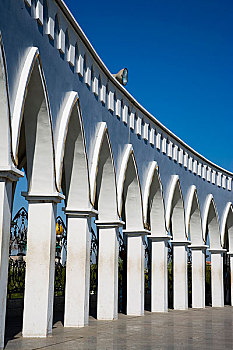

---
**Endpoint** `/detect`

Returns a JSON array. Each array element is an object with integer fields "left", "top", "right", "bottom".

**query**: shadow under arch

[
  {"left": 143, "top": 161, "right": 166, "bottom": 236},
  {"left": 202, "top": 194, "right": 221, "bottom": 250},
  {"left": 90, "top": 122, "right": 118, "bottom": 221},
  {"left": 55, "top": 91, "right": 90, "bottom": 209},
  {"left": 117, "top": 144, "right": 144, "bottom": 230},
  {"left": 166, "top": 175, "right": 186, "bottom": 241},
  {"left": 186, "top": 185, "right": 203, "bottom": 245},
  {"left": 221, "top": 202, "right": 233, "bottom": 251}
]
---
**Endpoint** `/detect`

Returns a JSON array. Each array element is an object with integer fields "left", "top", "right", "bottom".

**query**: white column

[
  {"left": 190, "top": 245, "right": 207, "bottom": 308},
  {"left": 124, "top": 230, "right": 148, "bottom": 316},
  {"left": 209, "top": 249, "right": 225, "bottom": 307},
  {"left": 172, "top": 241, "right": 189, "bottom": 310},
  {"left": 64, "top": 209, "right": 97, "bottom": 328},
  {"left": 0, "top": 169, "right": 23, "bottom": 350},
  {"left": 96, "top": 220, "right": 123, "bottom": 320},
  {"left": 229, "top": 253, "right": 233, "bottom": 306},
  {"left": 22, "top": 193, "right": 64, "bottom": 338},
  {"left": 150, "top": 236, "right": 170, "bottom": 312}
]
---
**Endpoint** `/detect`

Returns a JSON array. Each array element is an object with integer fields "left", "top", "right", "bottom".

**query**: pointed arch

[
  {"left": 12, "top": 47, "right": 39, "bottom": 162},
  {"left": 166, "top": 175, "right": 186, "bottom": 240},
  {"left": 0, "top": 32, "right": 12, "bottom": 167},
  {"left": 185, "top": 185, "right": 203, "bottom": 245},
  {"left": 54, "top": 91, "right": 90, "bottom": 209},
  {"left": 143, "top": 161, "right": 166, "bottom": 235},
  {"left": 117, "top": 144, "right": 144, "bottom": 230},
  {"left": 13, "top": 50, "right": 56, "bottom": 194},
  {"left": 202, "top": 194, "right": 221, "bottom": 249},
  {"left": 90, "top": 122, "right": 118, "bottom": 220},
  {"left": 221, "top": 202, "right": 233, "bottom": 251}
]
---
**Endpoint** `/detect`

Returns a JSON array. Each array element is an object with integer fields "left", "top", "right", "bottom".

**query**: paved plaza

[{"left": 4, "top": 307, "right": 233, "bottom": 349}]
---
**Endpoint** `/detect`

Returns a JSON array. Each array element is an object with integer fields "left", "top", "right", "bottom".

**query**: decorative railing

[{"left": 7, "top": 258, "right": 26, "bottom": 299}]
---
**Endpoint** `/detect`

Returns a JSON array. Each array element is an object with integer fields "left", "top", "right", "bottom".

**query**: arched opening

[
  {"left": 54, "top": 93, "right": 91, "bottom": 328},
  {"left": 222, "top": 204, "right": 233, "bottom": 305},
  {"left": 90, "top": 124, "right": 119, "bottom": 320},
  {"left": 166, "top": 176, "right": 187, "bottom": 310},
  {"left": 9, "top": 54, "right": 58, "bottom": 338},
  {"left": 144, "top": 162, "right": 167, "bottom": 312},
  {"left": 186, "top": 187, "right": 205, "bottom": 308},
  {"left": 118, "top": 146, "right": 145, "bottom": 316},
  {"left": 203, "top": 196, "right": 224, "bottom": 307}
]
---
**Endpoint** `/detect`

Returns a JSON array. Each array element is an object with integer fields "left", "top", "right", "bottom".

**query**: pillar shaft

[
  {"left": 23, "top": 194, "right": 62, "bottom": 337},
  {"left": 230, "top": 255, "right": 233, "bottom": 306},
  {"left": 150, "top": 238, "right": 168, "bottom": 312},
  {"left": 173, "top": 242, "right": 188, "bottom": 310},
  {"left": 191, "top": 246, "right": 206, "bottom": 308},
  {"left": 64, "top": 213, "right": 92, "bottom": 327},
  {"left": 0, "top": 180, "right": 13, "bottom": 349},
  {"left": 126, "top": 234, "right": 145, "bottom": 316},
  {"left": 96, "top": 222, "right": 120, "bottom": 320},
  {"left": 210, "top": 250, "right": 224, "bottom": 307},
  {"left": 0, "top": 169, "right": 23, "bottom": 349}
]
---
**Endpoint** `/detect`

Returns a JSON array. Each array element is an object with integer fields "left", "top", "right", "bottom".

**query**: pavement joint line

[{"left": 12, "top": 336, "right": 84, "bottom": 350}]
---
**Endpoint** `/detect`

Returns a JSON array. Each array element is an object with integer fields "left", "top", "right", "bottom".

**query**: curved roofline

[{"left": 56, "top": 0, "right": 233, "bottom": 177}]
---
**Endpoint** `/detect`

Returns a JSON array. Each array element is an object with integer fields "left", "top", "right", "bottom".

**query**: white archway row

[
  {"left": 0, "top": 39, "right": 230, "bottom": 347},
  {"left": 185, "top": 185, "right": 206, "bottom": 308}
]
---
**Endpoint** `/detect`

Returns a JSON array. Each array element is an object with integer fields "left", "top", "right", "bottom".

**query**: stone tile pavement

[{"left": 4, "top": 307, "right": 233, "bottom": 349}]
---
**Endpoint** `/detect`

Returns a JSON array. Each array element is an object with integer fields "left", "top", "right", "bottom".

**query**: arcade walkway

[{"left": 5, "top": 307, "right": 233, "bottom": 349}]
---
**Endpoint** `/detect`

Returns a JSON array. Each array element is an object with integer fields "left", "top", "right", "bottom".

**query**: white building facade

[{"left": 0, "top": 0, "right": 233, "bottom": 348}]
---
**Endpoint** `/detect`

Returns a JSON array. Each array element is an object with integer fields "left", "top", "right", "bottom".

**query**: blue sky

[
  {"left": 65, "top": 0, "right": 233, "bottom": 171},
  {"left": 13, "top": 0, "right": 233, "bottom": 216}
]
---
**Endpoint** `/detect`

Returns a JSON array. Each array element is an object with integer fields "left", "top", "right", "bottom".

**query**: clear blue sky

[
  {"left": 65, "top": 0, "right": 233, "bottom": 171},
  {"left": 13, "top": 0, "right": 233, "bottom": 216}
]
